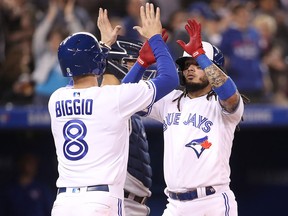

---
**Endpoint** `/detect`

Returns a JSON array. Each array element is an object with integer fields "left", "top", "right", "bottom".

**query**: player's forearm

[
  {"left": 121, "top": 63, "right": 146, "bottom": 83},
  {"left": 197, "top": 54, "right": 240, "bottom": 112},
  {"left": 149, "top": 34, "right": 179, "bottom": 101},
  {"left": 203, "top": 63, "right": 228, "bottom": 88}
]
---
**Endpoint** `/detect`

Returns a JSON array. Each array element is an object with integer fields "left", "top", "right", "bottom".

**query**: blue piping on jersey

[
  {"left": 118, "top": 198, "right": 122, "bottom": 216},
  {"left": 222, "top": 192, "right": 230, "bottom": 216}
]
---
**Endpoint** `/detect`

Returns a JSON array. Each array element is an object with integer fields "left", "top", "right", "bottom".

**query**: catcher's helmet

[
  {"left": 107, "top": 36, "right": 156, "bottom": 80},
  {"left": 58, "top": 32, "right": 108, "bottom": 77},
  {"left": 176, "top": 41, "right": 224, "bottom": 71}
]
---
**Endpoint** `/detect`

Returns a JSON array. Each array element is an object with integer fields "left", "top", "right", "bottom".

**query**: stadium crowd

[{"left": 0, "top": 0, "right": 288, "bottom": 106}]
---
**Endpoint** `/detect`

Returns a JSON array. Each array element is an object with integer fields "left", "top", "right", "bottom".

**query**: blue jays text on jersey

[
  {"left": 55, "top": 99, "right": 93, "bottom": 117},
  {"left": 163, "top": 112, "right": 213, "bottom": 133}
]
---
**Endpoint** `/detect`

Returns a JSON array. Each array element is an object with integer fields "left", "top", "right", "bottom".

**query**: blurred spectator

[
  {"left": 29, "top": 0, "right": 90, "bottom": 106},
  {"left": 0, "top": 0, "right": 96, "bottom": 106},
  {"left": 254, "top": 0, "right": 288, "bottom": 64},
  {"left": 209, "top": 0, "right": 230, "bottom": 17},
  {"left": 95, "top": 0, "right": 126, "bottom": 18},
  {"left": 254, "top": 0, "right": 288, "bottom": 85},
  {"left": 219, "top": 2, "right": 273, "bottom": 103},
  {"left": 255, "top": 0, "right": 280, "bottom": 15},
  {"left": 1, "top": 153, "right": 54, "bottom": 216},
  {"left": 280, "top": 0, "right": 288, "bottom": 9},
  {"left": 0, "top": 42, "right": 34, "bottom": 105},
  {"left": 62, "top": 0, "right": 96, "bottom": 34},
  {"left": 263, "top": 42, "right": 288, "bottom": 105},
  {"left": 0, "top": 0, "right": 36, "bottom": 56},
  {"left": 0, "top": 17, "right": 5, "bottom": 64},
  {"left": 152, "top": 0, "right": 181, "bottom": 27},
  {"left": 0, "top": 0, "right": 288, "bottom": 107},
  {"left": 254, "top": 0, "right": 288, "bottom": 35},
  {"left": 0, "top": 0, "right": 36, "bottom": 105},
  {"left": 252, "top": 13, "right": 288, "bottom": 105},
  {"left": 209, "top": 0, "right": 233, "bottom": 38},
  {"left": 252, "top": 13, "right": 277, "bottom": 54},
  {"left": 168, "top": 1, "right": 221, "bottom": 60},
  {"left": 121, "top": 0, "right": 147, "bottom": 41},
  {"left": 166, "top": 9, "right": 188, "bottom": 60},
  {"left": 33, "top": 0, "right": 96, "bottom": 34}
]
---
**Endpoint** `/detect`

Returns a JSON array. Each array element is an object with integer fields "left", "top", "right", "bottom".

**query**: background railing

[{"left": 2, "top": 104, "right": 288, "bottom": 128}]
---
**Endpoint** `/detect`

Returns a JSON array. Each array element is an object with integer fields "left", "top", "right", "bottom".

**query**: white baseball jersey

[
  {"left": 48, "top": 80, "right": 156, "bottom": 198},
  {"left": 147, "top": 89, "right": 244, "bottom": 191}
]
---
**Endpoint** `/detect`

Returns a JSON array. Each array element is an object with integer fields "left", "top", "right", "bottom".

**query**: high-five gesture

[
  {"left": 138, "top": 29, "right": 168, "bottom": 68},
  {"left": 97, "top": 8, "right": 122, "bottom": 47},
  {"left": 176, "top": 19, "right": 205, "bottom": 58},
  {"left": 133, "top": 3, "right": 162, "bottom": 39}
]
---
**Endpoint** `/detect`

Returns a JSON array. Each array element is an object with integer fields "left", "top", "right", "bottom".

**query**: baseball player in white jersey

[
  {"left": 122, "top": 19, "right": 249, "bottom": 216},
  {"left": 100, "top": 30, "right": 168, "bottom": 215},
  {"left": 101, "top": 38, "right": 151, "bottom": 216},
  {"left": 49, "top": 4, "right": 179, "bottom": 216}
]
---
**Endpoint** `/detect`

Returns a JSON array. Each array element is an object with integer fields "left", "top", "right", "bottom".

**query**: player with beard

[
  {"left": 122, "top": 19, "right": 248, "bottom": 216},
  {"left": 49, "top": 4, "right": 179, "bottom": 216}
]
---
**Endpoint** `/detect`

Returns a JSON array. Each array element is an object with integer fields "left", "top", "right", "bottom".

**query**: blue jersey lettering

[
  {"left": 163, "top": 112, "right": 213, "bottom": 133},
  {"left": 55, "top": 99, "right": 93, "bottom": 117}
]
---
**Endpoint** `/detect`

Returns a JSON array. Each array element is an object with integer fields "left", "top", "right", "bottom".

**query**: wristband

[
  {"left": 137, "top": 57, "right": 149, "bottom": 68},
  {"left": 192, "top": 48, "right": 205, "bottom": 58},
  {"left": 213, "top": 77, "right": 237, "bottom": 100},
  {"left": 195, "top": 54, "right": 213, "bottom": 70},
  {"left": 99, "top": 41, "right": 111, "bottom": 50}
]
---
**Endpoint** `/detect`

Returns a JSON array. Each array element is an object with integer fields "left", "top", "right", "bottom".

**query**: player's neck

[
  {"left": 186, "top": 87, "right": 212, "bottom": 99},
  {"left": 73, "top": 75, "right": 99, "bottom": 88},
  {"left": 101, "top": 74, "right": 121, "bottom": 86}
]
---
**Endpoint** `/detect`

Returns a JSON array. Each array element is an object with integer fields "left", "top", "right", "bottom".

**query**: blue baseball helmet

[
  {"left": 107, "top": 36, "right": 157, "bottom": 80},
  {"left": 58, "top": 32, "right": 108, "bottom": 77},
  {"left": 176, "top": 41, "right": 225, "bottom": 71}
]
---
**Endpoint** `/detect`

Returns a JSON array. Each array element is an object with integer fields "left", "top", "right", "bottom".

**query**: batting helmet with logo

[{"left": 58, "top": 32, "right": 108, "bottom": 77}]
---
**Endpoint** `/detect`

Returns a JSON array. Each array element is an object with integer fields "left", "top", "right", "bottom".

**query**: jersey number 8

[{"left": 63, "top": 119, "right": 88, "bottom": 161}]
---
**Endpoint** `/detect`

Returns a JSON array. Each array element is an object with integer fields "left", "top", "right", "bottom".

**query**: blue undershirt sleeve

[
  {"left": 122, "top": 34, "right": 179, "bottom": 102},
  {"left": 122, "top": 62, "right": 145, "bottom": 83}
]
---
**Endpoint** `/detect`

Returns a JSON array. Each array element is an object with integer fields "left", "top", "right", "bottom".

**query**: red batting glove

[
  {"left": 176, "top": 19, "right": 205, "bottom": 58},
  {"left": 137, "top": 29, "right": 169, "bottom": 68}
]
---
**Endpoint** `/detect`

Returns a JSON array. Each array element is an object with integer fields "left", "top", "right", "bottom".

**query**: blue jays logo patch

[{"left": 185, "top": 136, "right": 212, "bottom": 158}]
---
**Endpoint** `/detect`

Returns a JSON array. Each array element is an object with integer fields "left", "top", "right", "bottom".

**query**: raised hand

[
  {"left": 97, "top": 8, "right": 122, "bottom": 47},
  {"left": 133, "top": 3, "right": 162, "bottom": 40},
  {"left": 176, "top": 19, "right": 205, "bottom": 58},
  {"left": 64, "top": 0, "right": 75, "bottom": 18},
  {"left": 47, "top": 0, "right": 59, "bottom": 20},
  {"left": 138, "top": 29, "right": 168, "bottom": 68}
]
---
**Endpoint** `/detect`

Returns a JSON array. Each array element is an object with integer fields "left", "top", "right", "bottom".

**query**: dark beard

[{"left": 185, "top": 80, "right": 209, "bottom": 92}]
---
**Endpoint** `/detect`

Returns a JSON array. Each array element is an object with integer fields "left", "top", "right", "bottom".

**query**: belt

[
  {"left": 124, "top": 191, "right": 147, "bottom": 205},
  {"left": 168, "top": 186, "right": 215, "bottom": 201},
  {"left": 57, "top": 184, "right": 109, "bottom": 194}
]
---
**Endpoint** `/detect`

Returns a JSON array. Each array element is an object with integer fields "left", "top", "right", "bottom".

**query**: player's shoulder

[
  {"left": 115, "top": 80, "right": 155, "bottom": 92},
  {"left": 50, "top": 86, "right": 70, "bottom": 96},
  {"left": 49, "top": 86, "right": 71, "bottom": 103},
  {"left": 150, "top": 89, "right": 183, "bottom": 110}
]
